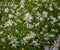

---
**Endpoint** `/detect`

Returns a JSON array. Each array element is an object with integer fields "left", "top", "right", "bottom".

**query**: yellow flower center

[
  {"left": 22, "top": 48, "right": 24, "bottom": 50},
  {"left": 27, "top": 34, "right": 31, "bottom": 39},
  {"left": 4, "top": 22, "right": 8, "bottom": 25},
  {"left": 53, "top": 44, "right": 58, "bottom": 48}
]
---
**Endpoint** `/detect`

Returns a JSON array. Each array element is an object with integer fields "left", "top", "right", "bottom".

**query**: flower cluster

[{"left": 0, "top": 0, "right": 60, "bottom": 50}]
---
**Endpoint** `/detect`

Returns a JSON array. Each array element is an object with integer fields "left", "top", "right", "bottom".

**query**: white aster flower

[
  {"left": 21, "top": 31, "right": 36, "bottom": 45},
  {"left": 51, "top": 29, "right": 58, "bottom": 32},
  {"left": 36, "top": 12, "right": 44, "bottom": 21},
  {"left": 42, "top": 0, "right": 47, "bottom": 2},
  {"left": 50, "top": 41, "right": 59, "bottom": 50},
  {"left": 21, "top": 37, "right": 28, "bottom": 45},
  {"left": 57, "top": 35, "right": 60, "bottom": 46},
  {"left": 52, "top": 48, "right": 58, "bottom": 50},
  {"left": 30, "top": 31, "right": 36, "bottom": 38},
  {"left": 16, "top": 11, "right": 21, "bottom": 16},
  {"left": 58, "top": 34, "right": 60, "bottom": 39},
  {"left": 49, "top": 34, "right": 54, "bottom": 37},
  {"left": 48, "top": 6, "right": 53, "bottom": 11},
  {"left": 42, "top": 11, "right": 48, "bottom": 18},
  {"left": 44, "top": 46, "right": 49, "bottom": 50},
  {"left": 40, "top": 31, "right": 43, "bottom": 34},
  {"left": 9, "top": 38, "right": 19, "bottom": 48},
  {"left": 26, "top": 31, "right": 36, "bottom": 39},
  {"left": 53, "top": 41, "right": 59, "bottom": 50},
  {"left": 30, "top": 40, "right": 40, "bottom": 46},
  {"left": 33, "top": 7, "right": 38, "bottom": 11},
  {"left": 8, "top": 14, "right": 14, "bottom": 18},
  {"left": 0, "top": 31, "right": 3, "bottom": 34},
  {"left": 23, "top": 37, "right": 27, "bottom": 41},
  {"left": 57, "top": 41, "right": 60, "bottom": 47},
  {"left": 13, "top": 4, "right": 18, "bottom": 9},
  {"left": 35, "top": 22, "right": 40, "bottom": 26},
  {"left": 44, "top": 25, "right": 48, "bottom": 28},
  {"left": 49, "top": 4, "right": 52, "bottom": 7},
  {"left": 24, "top": 13, "right": 33, "bottom": 22},
  {"left": 4, "top": 20, "right": 13, "bottom": 27},
  {"left": 1, "top": 38, "right": 5, "bottom": 42},
  {"left": 26, "top": 23, "right": 34, "bottom": 29},
  {"left": 15, "top": 29, "right": 19, "bottom": 33},
  {"left": 20, "top": 0, "right": 25, "bottom": 8},
  {"left": 40, "top": 17, "right": 44, "bottom": 21},
  {"left": 4, "top": 8, "right": 9, "bottom": 13},
  {"left": 51, "top": 17, "right": 57, "bottom": 23},
  {"left": 58, "top": 23, "right": 60, "bottom": 26},
  {"left": 23, "top": 31, "right": 36, "bottom": 40},
  {"left": 57, "top": 16, "right": 60, "bottom": 20},
  {"left": 58, "top": 7, "right": 60, "bottom": 10}
]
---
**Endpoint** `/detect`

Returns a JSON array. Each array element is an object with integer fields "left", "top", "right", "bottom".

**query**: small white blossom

[
  {"left": 26, "top": 31, "right": 36, "bottom": 40},
  {"left": 35, "top": 22, "right": 40, "bottom": 26},
  {"left": 1, "top": 38, "right": 5, "bottom": 42},
  {"left": 48, "top": 7, "right": 53, "bottom": 11},
  {"left": 51, "top": 17, "right": 57, "bottom": 23},
  {"left": 42, "top": 11, "right": 48, "bottom": 18},
  {"left": 26, "top": 23, "right": 34, "bottom": 29},
  {"left": 53, "top": 48, "right": 58, "bottom": 50},
  {"left": 52, "top": 41, "right": 59, "bottom": 50},
  {"left": 9, "top": 38, "right": 19, "bottom": 48},
  {"left": 0, "top": 31, "right": 3, "bottom": 34},
  {"left": 58, "top": 35, "right": 60, "bottom": 39},
  {"left": 8, "top": 14, "right": 14, "bottom": 18},
  {"left": 30, "top": 40, "right": 40, "bottom": 46},
  {"left": 13, "top": 4, "right": 18, "bottom": 9},
  {"left": 40, "top": 17, "right": 44, "bottom": 21},
  {"left": 4, "top": 20, "right": 13, "bottom": 27},
  {"left": 24, "top": 13, "right": 33, "bottom": 22},
  {"left": 20, "top": 0, "right": 25, "bottom": 8},
  {"left": 40, "top": 31, "right": 43, "bottom": 34},
  {"left": 58, "top": 23, "right": 60, "bottom": 26},
  {"left": 33, "top": 7, "right": 38, "bottom": 11},
  {"left": 57, "top": 16, "right": 60, "bottom": 20},
  {"left": 21, "top": 37, "right": 28, "bottom": 45},
  {"left": 4, "top": 8, "right": 9, "bottom": 13},
  {"left": 23, "top": 31, "right": 36, "bottom": 41},
  {"left": 16, "top": 11, "right": 21, "bottom": 16},
  {"left": 49, "top": 34, "right": 54, "bottom": 37},
  {"left": 44, "top": 46, "right": 49, "bottom": 50},
  {"left": 42, "top": 0, "right": 47, "bottom": 2},
  {"left": 15, "top": 29, "right": 19, "bottom": 33},
  {"left": 57, "top": 41, "right": 60, "bottom": 47},
  {"left": 45, "top": 25, "right": 48, "bottom": 28},
  {"left": 58, "top": 7, "right": 60, "bottom": 10}
]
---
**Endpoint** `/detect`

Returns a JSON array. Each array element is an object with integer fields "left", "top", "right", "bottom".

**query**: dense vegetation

[{"left": 0, "top": 0, "right": 60, "bottom": 50}]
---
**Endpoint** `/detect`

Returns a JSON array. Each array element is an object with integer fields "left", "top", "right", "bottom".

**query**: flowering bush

[{"left": 0, "top": 0, "right": 60, "bottom": 50}]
